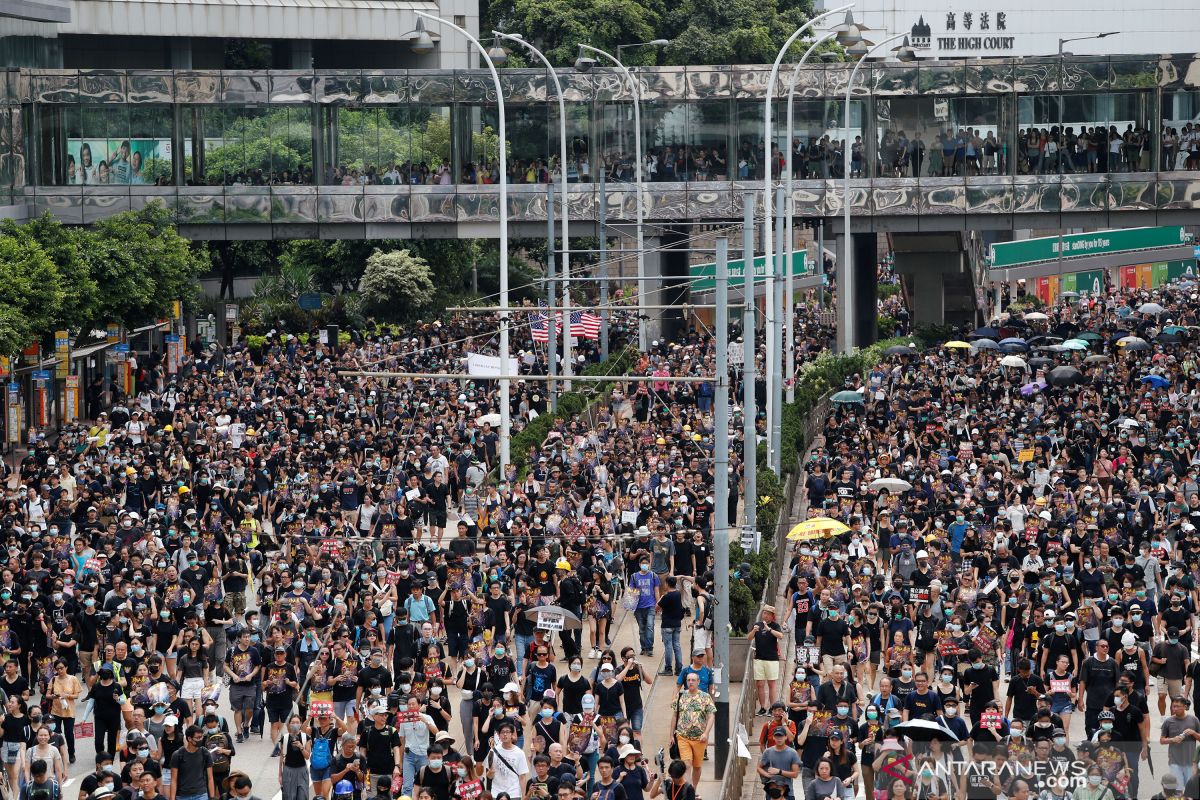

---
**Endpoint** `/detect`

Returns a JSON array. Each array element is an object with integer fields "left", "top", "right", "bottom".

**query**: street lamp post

[
  {"left": 577, "top": 44, "right": 649, "bottom": 352},
  {"left": 416, "top": 11, "right": 512, "bottom": 477},
  {"left": 783, "top": 31, "right": 837, "bottom": 404},
  {"left": 761, "top": 3, "right": 854, "bottom": 475},
  {"left": 1058, "top": 31, "right": 1117, "bottom": 57},
  {"left": 493, "top": 32, "right": 573, "bottom": 389},
  {"left": 1056, "top": 33, "right": 1117, "bottom": 172},
  {"left": 838, "top": 30, "right": 913, "bottom": 355}
]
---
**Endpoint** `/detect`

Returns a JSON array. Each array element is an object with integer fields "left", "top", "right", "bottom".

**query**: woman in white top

[{"left": 25, "top": 724, "right": 65, "bottom": 785}]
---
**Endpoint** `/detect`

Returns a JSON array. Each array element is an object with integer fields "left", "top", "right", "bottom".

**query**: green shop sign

[
  {"left": 1059, "top": 269, "right": 1106, "bottom": 297},
  {"left": 989, "top": 226, "right": 1194, "bottom": 269},
  {"left": 690, "top": 250, "right": 807, "bottom": 291}
]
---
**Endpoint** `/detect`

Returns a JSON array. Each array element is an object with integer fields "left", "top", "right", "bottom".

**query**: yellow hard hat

[
  {"left": 178, "top": 486, "right": 190, "bottom": 494},
  {"left": 126, "top": 467, "right": 136, "bottom": 476},
  {"left": 163, "top": 424, "right": 173, "bottom": 432},
  {"left": 682, "top": 424, "right": 691, "bottom": 432},
  {"left": 555, "top": 558, "right": 571, "bottom": 571},
  {"left": 246, "top": 428, "right": 257, "bottom": 436},
  {"left": 656, "top": 437, "right": 666, "bottom": 445},
  {"left": 692, "top": 433, "right": 702, "bottom": 442}
]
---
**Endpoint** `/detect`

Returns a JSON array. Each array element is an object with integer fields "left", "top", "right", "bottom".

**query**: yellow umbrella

[
  {"left": 943, "top": 341, "right": 972, "bottom": 349},
  {"left": 786, "top": 517, "right": 851, "bottom": 541}
]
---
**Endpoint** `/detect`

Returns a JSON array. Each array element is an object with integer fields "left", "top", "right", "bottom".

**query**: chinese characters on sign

[{"left": 915, "top": 11, "right": 1013, "bottom": 52}]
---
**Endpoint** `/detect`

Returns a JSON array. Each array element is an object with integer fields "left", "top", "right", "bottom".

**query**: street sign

[
  {"left": 690, "top": 250, "right": 807, "bottom": 291},
  {"left": 989, "top": 226, "right": 1193, "bottom": 268},
  {"left": 30, "top": 370, "right": 49, "bottom": 382},
  {"left": 298, "top": 293, "right": 322, "bottom": 311}
]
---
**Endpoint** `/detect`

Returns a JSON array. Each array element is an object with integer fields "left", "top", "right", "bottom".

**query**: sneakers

[
  {"left": 271, "top": 745, "right": 281, "bottom": 757},
  {"left": 588, "top": 647, "right": 600, "bottom": 659},
  {"left": 659, "top": 667, "right": 674, "bottom": 676},
  {"left": 755, "top": 708, "right": 768, "bottom": 717},
  {"left": 235, "top": 733, "right": 244, "bottom": 744}
]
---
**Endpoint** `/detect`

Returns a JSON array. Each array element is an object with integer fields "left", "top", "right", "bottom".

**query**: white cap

[
  {"left": 502, "top": 682, "right": 520, "bottom": 694},
  {"left": 916, "top": 550, "right": 929, "bottom": 559},
  {"left": 1121, "top": 632, "right": 1137, "bottom": 647},
  {"left": 164, "top": 715, "right": 179, "bottom": 726}
]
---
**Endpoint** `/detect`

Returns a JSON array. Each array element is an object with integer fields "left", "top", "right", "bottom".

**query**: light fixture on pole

[
  {"left": 760, "top": 2, "right": 854, "bottom": 475},
  {"left": 576, "top": 42, "right": 649, "bottom": 352},
  {"left": 1058, "top": 31, "right": 1117, "bottom": 56},
  {"left": 832, "top": 9, "right": 863, "bottom": 46},
  {"left": 837, "top": 30, "right": 912, "bottom": 355},
  {"left": 406, "top": 17, "right": 436, "bottom": 55},
  {"left": 783, "top": 30, "right": 837, "bottom": 404},
  {"left": 494, "top": 30, "right": 573, "bottom": 389},
  {"left": 415, "top": 11, "right": 512, "bottom": 477},
  {"left": 616, "top": 38, "right": 671, "bottom": 62}
]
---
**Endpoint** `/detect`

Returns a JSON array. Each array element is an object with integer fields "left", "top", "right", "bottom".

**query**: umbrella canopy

[
  {"left": 999, "top": 341, "right": 1031, "bottom": 353},
  {"left": 1028, "top": 356, "right": 1054, "bottom": 368},
  {"left": 1116, "top": 306, "right": 1133, "bottom": 317},
  {"left": 477, "top": 413, "right": 502, "bottom": 427},
  {"left": 890, "top": 719, "right": 961, "bottom": 742},
  {"left": 971, "top": 339, "right": 1000, "bottom": 351},
  {"left": 523, "top": 605, "right": 584, "bottom": 630},
  {"left": 1047, "top": 366, "right": 1085, "bottom": 387},
  {"left": 1023, "top": 312, "right": 1049, "bottom": 321},
  {"left": 943, "top": 341, "right": 972, "bottom": 350},
  {"left": 1061, "top": 339, "right": 1090, "bottom": 351},
  {"left": 868, "top": 477, "right": 913, "bottom": 493},
  {"left": 1117, "top": 336, "right": 1148, "bottom": 347},
  {"left": 1155, "top": 332, "right": 1182, "bottom": 345},
  {"left": 1027, "top": 335, "right": 1064, "bottom": 346},
  {"left": 831, "top": 390, "right": 865, "bottom": 404},
  {"left": 1120, "top": 339, "right": 1152, "bottom": 352},
  {"left": 1140, "top": 374, "right": 1171, "bottom": 389},
  {"left": 1164, "top": 325, "right": 1189, "bottom": 335},
  {"left": 1060, "top": 291, "right": 1080, "bottom": 298},
  {"left": 999, "top": 355, "right": 1029, "bottom": 369},
  {"left": 1139, "top": 302, "right": 1166, "bottom": 315},
  {"left": 1084, "top": 354, "right": 1111, "bottom": 365},
  {"left": 1077, "top": 332, "right": 1103, "bottom": 342},
  {"left": 970, "top": 327, "right": 1000, "bottom": 339},
  {"left": 883, "top": 345, "right": 916, "bottom": 356},
  {"left": 787, "top": 517, "right": 851, "bottom": 541}
]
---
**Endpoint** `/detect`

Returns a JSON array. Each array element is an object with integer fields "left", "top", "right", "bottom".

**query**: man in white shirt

[
  {"left": 486, "top": 721, "right": 528, "bottom": 799},
  {"left": 396, "top": 695, "right": 438, "bottom": 796}
]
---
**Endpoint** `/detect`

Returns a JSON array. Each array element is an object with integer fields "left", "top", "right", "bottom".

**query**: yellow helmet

[{"left": 555, "top": 558, "right": 571, "bottom": 571}]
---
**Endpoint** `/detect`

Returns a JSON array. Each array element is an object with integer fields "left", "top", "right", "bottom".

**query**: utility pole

[
  {"left": 713, "top": 235, "right": 731, "bottom": 778},
  {"left": 772, "top": 186, "right": 785, "bottom": 473},
  {"left": 742, "top": 193, "right": 757, "bottom": 537},
  {"left": 598, "top": 173, "right": 610, "bottom": 361},
  {"left": 547, "top": 182, "right": 558, "bottom": 411}
]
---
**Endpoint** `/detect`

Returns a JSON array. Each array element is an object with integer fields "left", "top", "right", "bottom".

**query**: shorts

[
  {"left": 676, "top": 734, "right": 707, "bottom": 767},
  {"left": 1050, "top": 696, "right": 1074, "bottom": 714},
  {"left": 1158, "top": 676, "right": 1184, "bottom": 697},
  {"left": 224, "top": 591, "right": 247, "bottom": 616},
  {"left": 693, "top": 628, "right": 712, "bottom": 652},
  {"left": 229, "top": 684, "right": 257, "bottom": 711},
  {"left": 753, "top": 659, "right": 780, "bottom": 681},
  {"left": 310, "top": 765, "right": 332, "bottom": 782},
  {"left": 2, "top": 742, "right": 19, "bottom": 765},
  {"left": 266, "top": 702, "right": 292, "bottom": 723}
]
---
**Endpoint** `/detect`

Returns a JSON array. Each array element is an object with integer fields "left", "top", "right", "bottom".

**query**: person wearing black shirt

[
  {"left": 1109, "top": 685, "right": 1146, "bottom": 797},
  {"left": 261, "top": 647, "right": 299, "bottom": 751},
  {"left": 1005, "top": 659, "right": 1045, "bottom": 725},
  {"left": 88, "top": 667, "right": 123, "bottom": 756},
  {"left": 358, "top": 707, "right": 401, "bottom": 777},
  {"left": 1078, "top": 640, "right": 1120, "bottom": 737},
  {"left": 903, "top": 673, "right": 942, "bottom": 721},
  {"left": 960, "top": 650, "right": 999, "bottom": 724},
  {"left": 750, "top": 607, "right": 785, "bottom": 715},
  {"left": 413, "top": 744, "right": 452, "bottom": 800},
  {"left": 656, "top": 578, "right": 685, "bottom": 676}
]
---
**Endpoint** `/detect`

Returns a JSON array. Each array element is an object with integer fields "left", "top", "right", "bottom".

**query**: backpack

[{"left": 310, "top": 734, "right": 331, "bottom": 770}]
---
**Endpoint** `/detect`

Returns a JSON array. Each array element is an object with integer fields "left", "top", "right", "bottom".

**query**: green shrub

[
  {"left": 877, "top": 282, "right": 901, "bottom": 299},
  {"left": 245, "top": 334, "right": 268, "bottom": 352},
  {"left": 877, "top": 315, "right": 897, "bottom": 337}
]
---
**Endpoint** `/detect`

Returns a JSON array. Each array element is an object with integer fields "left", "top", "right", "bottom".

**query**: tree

[
  {"left": 0, "top": 233, "right": 54, "bottom": 353},
  {"left": 82, "top": 204, "right": 206, "bottom": 327},
  {"left": 2, "top": 214, "right": 94, "bottom": 331},
  {"left": 486, "top": 0, "right": 827, "bottom": 66},
  {"left": 358, "top": 249, "right": 436, "bottom": 321}
]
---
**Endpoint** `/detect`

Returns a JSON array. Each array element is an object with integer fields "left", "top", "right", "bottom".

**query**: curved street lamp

[
  {"left": 760, "top": 2, "right": 855, "bottom": 474},
  {"left": 837, "top": 30, "right": 914, "bottom": 355},
  {"left": 493, "top": 31, "right": 574, "bottom": 389},
  {"left": 414, "top": 11, "right": 512, "bottom": 477},
  {"left": 576, "top": 43, "right": 649, "bottom": 352}
]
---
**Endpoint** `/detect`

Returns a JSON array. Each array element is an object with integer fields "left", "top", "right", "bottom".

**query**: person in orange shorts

[{"left": 671, "top": 672, "right": 716, "bottom": 786}]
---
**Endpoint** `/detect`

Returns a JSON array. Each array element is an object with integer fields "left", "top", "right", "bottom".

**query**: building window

[{"left": 454, "top": 15, "right": 466, "bottom": 27}]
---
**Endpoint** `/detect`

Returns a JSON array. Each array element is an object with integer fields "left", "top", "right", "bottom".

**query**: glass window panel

[
  {"left": 689, "top": 101, "right": 729, "bottom": 181},
  {"left": 129, "top": 105, "right": 172, "bottom": 185},
  {"left": 823, "top": 99, "right": 864, "bottom": 179},
  {"left": 787, "top": 100, "right": 837, "bottom": 179},
  {"left": 330, "top": 107, "right": 366, "bottom": 184},
  {"left": 270, "top": 107, "right": 313, "bottom": 185},
  {"left": 598, "top": 101, "right": 637, "bottom": 182},
  {"left": 733, "top": 99, "right": 763, "bottom": 179},
  {"left": 507, "top": 102, "right": 550, "bottom": 184},
  {"left": 564, "top": 101, "right": 591, "bottom": 183},
  {"left": 1018, "top": 92, "right": 1153, "bottom": 174},
  {"left": 1162, "top": 90, "right": 1200, "bottom": 170},
  {"left": 36, "top": 105, "right": 76, "bottom": 185},
  {"left": 79, "top": 105, "right": 130, "bottom": 185},
  {"left": 642, "top": 100, "right": 688, "bottom": 181},
  {"left": 878, "top": 96, "right": 1004, "bottom": 177}
]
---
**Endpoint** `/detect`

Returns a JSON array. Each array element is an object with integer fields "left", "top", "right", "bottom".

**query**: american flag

[
  {"left": 568, "top": 309, "right": 602, "bottom": 339},
  {"left": 531, "top": 301, "right": 560, "bottom": 343}
]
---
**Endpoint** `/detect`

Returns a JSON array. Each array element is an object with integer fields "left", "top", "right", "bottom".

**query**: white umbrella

[
  {"left": 1000, "top": 355, "right": 1029, "bottom": 369},
  {"left": 869, "top": 478, "right": 913, "bottom": 493},
  {"left": 1024, "top": 312, "right": 1049, "bottom": 321},
  {"left": 477, "top": 413, "right": 502, "bottom": 427},
  {"left": 1139, "top": 302, "right": 1166, "bottom": 315}
]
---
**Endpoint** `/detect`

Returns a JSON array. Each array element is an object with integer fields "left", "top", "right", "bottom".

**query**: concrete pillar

[{"left": 911, "top": 269, "right": 946, "bottom": 327}]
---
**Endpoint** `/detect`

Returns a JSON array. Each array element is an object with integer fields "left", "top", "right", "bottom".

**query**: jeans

[
  {"left": 635, "top": 606, "right": 655, "bottom": 653},
  {"left": 627, "top": 708, "right": 645, "bottom": 733},
  {"left": 1171, "top": 764, "right": 1194, "bottom": 791},
  {"left": 515, "top": 632, "right": 534, "bottom": 677},
  {"left": 178, "top": 793, "right": 208, "bottom": 800},
  {"left": 403, "top": 751, "right": 428, "bottom": 795},
  {"left": 661, "top": 626, "right": 682, "bottom": 672}
]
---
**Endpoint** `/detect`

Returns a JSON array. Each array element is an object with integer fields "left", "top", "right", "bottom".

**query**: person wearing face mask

[
  {"left": 79, "top": 752, "right": 124, "bottom": 800},
  {"left": 222, "top": 629, "right": 262, "bottom": 743},
  {"left": 413, "top": 743, "right": 453, "bottom": 800},
  {"left": 261, "top": 646, "right": 300, "bottom": 754},
  {"left": 531, "top": 695, "right": 563, "bottom": 755},
  {"left": 1106, "top": 685, "right": 1147, "bottom": 797},
  {"left": 1152, "top": 627, "right": 1190, "bottom": 716},
  {"left": 1115, "top": 631, "right": 1151, "bottom": 698}
]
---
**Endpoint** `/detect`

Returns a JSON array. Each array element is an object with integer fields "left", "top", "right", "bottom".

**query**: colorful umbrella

[{"left": 786, "top": 517, "right": 851, "bottom": 541}]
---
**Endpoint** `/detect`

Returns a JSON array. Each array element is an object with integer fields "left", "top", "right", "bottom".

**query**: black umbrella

[
  {"left": 890, "top": 719, "right": 961, "bottom": 742},
  {"left": 970, "top": 327, "right": 999, "bottom": 339},
  {"left": 1155, "top": 332, "right": 1182, "bottom": 345},
  {"left": 1029, "top": 356, "right": 1054, "bottom": 368},
  {"left": 884, "top": 345, "right": 917, "bottom": 356},
  {"left": 1047, "top": 366, "right": 1085, "bottom": 387}
]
